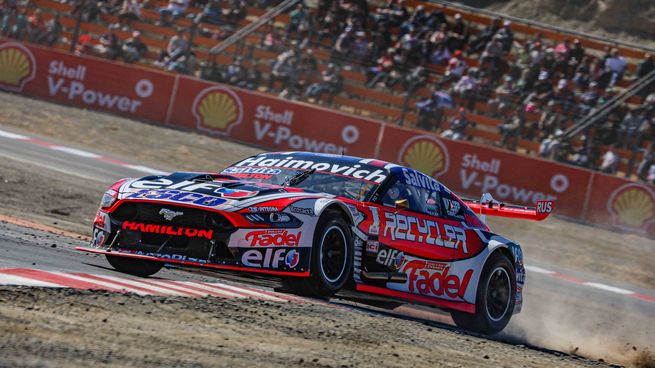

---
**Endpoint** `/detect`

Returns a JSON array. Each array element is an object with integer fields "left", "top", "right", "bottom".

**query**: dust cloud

[{"left": 502, "top": 279, "right": 655, "bottom": 367}]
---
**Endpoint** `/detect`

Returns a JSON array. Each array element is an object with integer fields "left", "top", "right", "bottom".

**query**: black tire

[
  {"left": 284, "top": 210, "right": 353, "bottom": 298},
  {"left": 106, "top": 255, "right": 163, "bottom": 277},
  {"left": 450, "top": 252, "right": 515, "bottom": 335}
]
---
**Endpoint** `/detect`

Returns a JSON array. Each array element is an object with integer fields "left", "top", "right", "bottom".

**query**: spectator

[
  {"left": 452, "top": 69, "right": 479, "bottom": 111},
  {"left": 224, "top": 56, "right": 247, "bottom": 86},
  {"left": 447, "top": 13, "right": 468, "bottom": 52},
  {"left": 267, "top": 56, "right": 296, "bottom": 92},
  {"left": 72, "top": 0, "right": 100, "bottom": 22},
  {"left": 568, "top": 39, "right": 585, "bottom": 76},
  {"left": 240, "top": 62, "right": 262, "bottom": 90},
  {"left": 539, "top": 134, "right": 559, "bottom": 159},
  {"left": 366, "top": 47, "right": 395, "bottom": 88},
  {"left": 415, "top": 91, "right": 453, "bottom": 131},
  {"left": 223, "top": 0, "right": 247, "bottom": 22},
  {"left": 74, "top": 34, "right": 94, "bottom": 56},
  {"left": 599, "top": 147, "right": 620, "bottom": 174},
  {"left": 439, "top": 50, "right": 466, "bottom": 86},
  {"left": 495, "top": 20, "right": 513, "bottom": 53},
  {"left": 11, "top": 9, "right": 29, "bottom": 41},
  {"left": 604, "top": 48, "right": 627, "bottom": 88},
  {"left": 305, "top": 63, "right": 343, "bottom": 105},
  {"left": 156, "top": 28, "right": 187, "bottom": 65},
  {"left": 263, "top": 24, "right": 285, "bottom": 52},
  {"left": 94, "top": 24, "right": 121, "bottom": 60},
  {"left": 480, "top": 34, "right": 505, "bottom": 74},
  {"left": 158, "top": 0, "right": 189, "bottom": 26},
  {"left": 553, "top": 78, "right": 575, "bottom": 114},
  {"left": 352, "top": 31, "right": 370, "bottom": 67},
  {"left": 285, "top": 4, "right": 307, "bottom": 41},
  {"left": 498, "top": 115, "right": 521, "bottom": 151},
  {"left": 299, "top": 48, "right": 319, "bottom": 75},
  {"left": 636, "top": 53, "right": 654, "bottom": 79},
  {"left": 122, "top": 30, "right": 147, "bottom": 63},
  {"left": 441, "top": 108, "right": 469, "bottom": 140},
  {"left": 430, "top": 42, "right": 451, "bottom": 65},
  {"left": 402, "top": 65, "right": 427, "bottom": 92},
  {"left": 488, "top": 76, "right": 515, "bottom": 118},
  {"left": 331, "top": 27, "right": 355, "bottom": 65},
  {"left": 33, "top": 12, "right": 61, "bottom": 46},
  {"left": 200, "top": 0, "right": 222, "bottom": 25},
  {"left": 27, "top": 9, "right": 46, "bottom": 43},
  {"left": 117, "top": 0, "right": 141, "bottom": 30},
  {"left": 372, "top": 0, "right": 409, "bottom": 28},
  {"left": 468, "top": 17, "right": 501, "bottom": 55},
  {"left": 637, "top": 152, "right": 655, "bottom": 183}
]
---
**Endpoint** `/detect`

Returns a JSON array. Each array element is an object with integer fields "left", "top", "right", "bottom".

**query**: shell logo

[
  {"left": 398, "top": 135, "right": 450, "bottom": 178},
  {"left": 192, "top": 86, "right": 243, "bottom": 136},
  {"left": 0, "top": 42, "right": 36, "bottom": 92},
  {"left": 607, "top": 184, "right": 655, "bottom": 231}
]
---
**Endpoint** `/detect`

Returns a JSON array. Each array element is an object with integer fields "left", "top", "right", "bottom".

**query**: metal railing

[
  {"left": 209, "top": 0, "right": 300, "bottom": 57},
  {"left": 426, "top": 0, "right": 655, "bottom": 55},
  {"left": 563, "top": 69, "right": 655, "bottom": 139}
]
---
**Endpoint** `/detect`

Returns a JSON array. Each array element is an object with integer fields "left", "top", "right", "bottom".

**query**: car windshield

[{"left": 222, "top": 153, "right": 390, "bottom": 202}]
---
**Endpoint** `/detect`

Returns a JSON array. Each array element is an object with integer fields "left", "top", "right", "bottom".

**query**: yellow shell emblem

[
  {"left": 193, "top": 86, "right": 243, "bottom": 135},
  {"left": 0, "top": 43, "right": 36, "bottom": 92},
  {"left": 399, "top": 136, "right": 448, "bottom": 178},
  {"left": 611, "top": 187, "right": 654, "bottom": 228}
]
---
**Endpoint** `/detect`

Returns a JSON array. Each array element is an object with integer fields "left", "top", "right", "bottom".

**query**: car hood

[{"left": 116, "top": 172, "right": 330, "bottom": 212}]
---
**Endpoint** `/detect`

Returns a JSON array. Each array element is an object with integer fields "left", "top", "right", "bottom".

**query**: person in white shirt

[
  {"left": 599, "top": 147, "right": 619, "bottom": 174},
  {"left": 159, "top": 0, "right": 188, "bottom": 26},
  {"left": 605, "top": 48, "right": 627, "bottom": 88}
]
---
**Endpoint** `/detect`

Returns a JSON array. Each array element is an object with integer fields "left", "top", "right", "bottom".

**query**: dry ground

[{"left": 1, "top": 91, "right": 653, "bottom": 290}]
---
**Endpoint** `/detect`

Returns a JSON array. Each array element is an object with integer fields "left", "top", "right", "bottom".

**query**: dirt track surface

[
  {"left": 0, "top": 287, "right": 609, "bottom": 368},
  {"left": 1, "top": 91, "right": 654, "bottom": 290}
]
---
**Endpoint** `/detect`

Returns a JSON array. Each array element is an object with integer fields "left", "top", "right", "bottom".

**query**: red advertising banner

[
  {"left": 376, "top": 124, "right": 594, "bottom": 219},
  {"left": 584, "top": 173, "right": 655, "bottom": 237},
  {"left": 0, "top": 41, "right": 175, "bottom": 122},
  {"left": 166, "top": 76, "right": 383, "bottom": 157}
]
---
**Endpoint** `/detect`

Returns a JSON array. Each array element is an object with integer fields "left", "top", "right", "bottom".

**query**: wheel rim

[
  {"left": 319, "top": 225, "right": 347, "bottom": 283},
  {"left": 486, "top": 267, "right": 511, "bottom": 322}
]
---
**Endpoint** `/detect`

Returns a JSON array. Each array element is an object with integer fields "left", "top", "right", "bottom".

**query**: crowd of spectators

[{"left": 2, "top": 0, "right": 655, "bottom": 182}]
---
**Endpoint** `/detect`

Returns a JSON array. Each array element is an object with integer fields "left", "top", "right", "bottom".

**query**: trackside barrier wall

[{"left": 1, "top": 41, "right": 654, "bottom": 237}]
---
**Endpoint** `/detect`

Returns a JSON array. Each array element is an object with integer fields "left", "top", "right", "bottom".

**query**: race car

[{"left": 77, "top": 151, "right": 552, "bottom": 334}]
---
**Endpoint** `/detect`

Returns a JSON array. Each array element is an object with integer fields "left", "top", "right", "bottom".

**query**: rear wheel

[
  {"left": 106, "top": 255, "right": 163, "bottom": 277},
  {"left": 284, "top": 210, "right": 353, "bottom": 298},
  {"left": 451, "top": 252, "right": 515, "bottom": 335}
]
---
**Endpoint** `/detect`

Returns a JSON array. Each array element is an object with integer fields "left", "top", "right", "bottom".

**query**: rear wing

[{"left": 463, "top": 193, "right": 553, "bottom": 222}]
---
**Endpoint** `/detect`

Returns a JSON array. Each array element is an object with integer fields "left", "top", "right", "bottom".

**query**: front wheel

[
  {"left": 283, "top": 210, "right": 353, "bottom": 298},
  {"left": 451, "top": 252, "right": 515, "bottom": 335},
  {"left": 106, "top": 255, "right": 163, "bottom": 277}
]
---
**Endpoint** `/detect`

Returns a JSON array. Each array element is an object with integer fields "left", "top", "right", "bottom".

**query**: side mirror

[{"left": 395, "top": 199, "right": 409, "bottom": 210}]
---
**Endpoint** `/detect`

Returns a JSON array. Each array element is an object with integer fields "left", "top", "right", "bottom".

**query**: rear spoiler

[{"left": 463, "top": 193, "right": 553, "bottom": 222}]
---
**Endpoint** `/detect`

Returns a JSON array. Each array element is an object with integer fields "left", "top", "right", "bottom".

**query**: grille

[
  {"left": 113, "top": 202, "right": 233, "bottom": 231},
  {"left": 111, "top": 201, "right": 236, "bottom": 261}
]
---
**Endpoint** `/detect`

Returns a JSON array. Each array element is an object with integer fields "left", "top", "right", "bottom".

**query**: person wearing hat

[
  {"left": 122, "top": 30, "right": 148, "bottom": 63},
  {"left": 94, "top": 24, "right": 121, "bottom": 60},
  {"left": 448, "top": 13, "right": 469, "bottom": 52},
  {"left": 441, "top": 107, "right": 469, "bottom": 141}
]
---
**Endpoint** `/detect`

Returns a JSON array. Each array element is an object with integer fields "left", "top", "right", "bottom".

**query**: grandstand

[{"left": 3, "top": 0, "right": 654, "bottom": 181}]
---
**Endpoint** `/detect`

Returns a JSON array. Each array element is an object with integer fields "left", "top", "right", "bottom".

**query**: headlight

[{"left": 100, "top": 189, "right": 117, "bottom": 209}]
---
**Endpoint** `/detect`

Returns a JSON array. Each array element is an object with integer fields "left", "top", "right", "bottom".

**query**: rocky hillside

[{"left": 465, "top": 0, "right": 655, "bottom": 49}]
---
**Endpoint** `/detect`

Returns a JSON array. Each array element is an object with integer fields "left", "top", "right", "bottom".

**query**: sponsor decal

[
  {"left": 241, "top": 248, "right": 296, "bottom": 268},
  {"left": 94, "top": 210, "right": 109, "bottom": 232},
  {"left": 399, "top": 168, "right": 440, "bottom": 192},
  {"left": 125, "top": 250, "right": 209, "bottom": 264},
  {"left": 607, "top": 183, "right": 655, "bottom": 231},
  {"left": 213, "top": 187, "right": 258, "bottom": 199},
  {"left": 443, "top": 198, "right": 462, "bottom": 217},
  {"left": 536, "top": 200, "right": 553, "bottom": 214},
  {"left": 0, "top": 42, "right": 36, "bottom": 92},
  {"left": 365, "top": 241, "right": 379, "bottom": 254},
  {"left": 47, "top": 59, "right": 154, "bottom": 113},
  {"left": 288, "top": 206, "right": 313, "bottom": 215},
  {"left": 245, "top": 229, "right": 302, "bottom": 247},
  {"left": 235, "top": 155, "right": 388, "bottom": 184},
  {"left": 222, "top": 167, "right": 281, "bottom": 180},
  {"left": 402, "top": 259, "right": 473, "bottom": 299},
  {"left": 285, "top": 249, "right": 300, "bottom": 268},
  {"left": 122, "top": 221, "right": 214, "bottom": 240},
  {"left": 460, "top": 153, "right": 565, "bottom": 203},
  {"left": 376, "top": 249, "right": 404, "bottom": 270},
  {"left": 128, "top": 189, "right": 226, "bottom": 207},
  {"left": 159, "top": 208, "right": 183, "bottom": 221},
  {"left": 193, "top": 86, "right": 244, "bottom": 136},
  {"left": 383, "top": 212, "right": 467, "bottom": 253},
  {"left": 253, "top": 105, "right": 359, "bottom": 154},
  {"left": 92, "top": 228, "right": 106, "bottom": 247},
  {"left": 249, "top": 206, "right": 279, "bottom": 213},
  {"left": 398, "top": 135, "right": 449, "bottom": 179}
]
